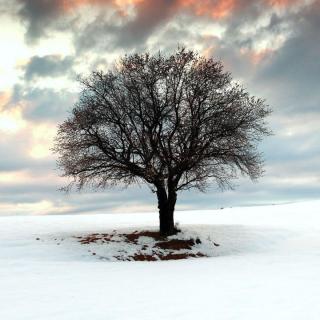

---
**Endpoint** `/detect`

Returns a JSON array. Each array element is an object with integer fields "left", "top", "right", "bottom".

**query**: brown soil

[
  {"left": 155, "top": 239, "right": 195, "bottom": 250},
  {"left": 76, "top": 234, "right": 114, "bottom": 244},
  {"left": 123, "top": 230, "right": 164, "bottom": 243},
  {"left": 158, "top": 252, "right": 206, "bottom": 260},
  {"left": 75, "top": 230, "right": 208, "bottom": 261},
  {"left": 123, "top": 251, "right": 207, "bottom": 261},
  {"left": 132, "top": 254, "right": 158, "bottom": 261},
  {"left": 130, "top": 251, "right": 206, "bottom": 261}
]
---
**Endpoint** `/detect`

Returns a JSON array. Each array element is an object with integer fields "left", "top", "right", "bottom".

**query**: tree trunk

[{"left": 156, "top": 185, "right": 178, "bottom": 236}]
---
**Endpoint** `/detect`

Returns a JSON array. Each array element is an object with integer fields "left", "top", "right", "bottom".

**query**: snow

[{"left": 1, "top": 200, "right": 320, "bottom": 319}]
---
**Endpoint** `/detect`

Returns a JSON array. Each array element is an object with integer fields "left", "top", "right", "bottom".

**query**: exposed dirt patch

[
  {"left": 123, "top": 230, "right": 164, "bottom": 243},
  {"left": 75, "top": 230, "right": 209, "bottom": 261},
  {"left": 132, "top": 254, "right": 158, "bottom": 261},
  {"left": 155, "top": 239, "right": 196, "bottom": 250},
  {"left": 75, "top": 233, "right": 114, "bottom": 244},
  {"left": 158, "top": 252, "right": 206, "bottom": 260}
]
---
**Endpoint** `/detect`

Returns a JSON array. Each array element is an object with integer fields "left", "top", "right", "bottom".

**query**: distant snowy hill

[{"left": 1, "top": 200, "right": 320, "bottom": 320}]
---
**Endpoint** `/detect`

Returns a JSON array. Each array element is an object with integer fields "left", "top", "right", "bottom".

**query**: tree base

[{"left": 159, "top": 226, "right": 180, "bottom": 237}]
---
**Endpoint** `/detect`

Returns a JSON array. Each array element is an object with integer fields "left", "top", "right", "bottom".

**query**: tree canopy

[{"left": 54, "top": 48, "right": 271, "bottom": 235}]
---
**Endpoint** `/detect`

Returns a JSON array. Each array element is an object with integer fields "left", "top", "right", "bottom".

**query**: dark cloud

[
  {"left": 11, "top": 84, "right": 77, "bottom": 121},
  {"left": 13, "top": 0, "right": 270, "bottom": 51},
  {"left": 74, "top": 1, "right": 176, "bottom": 53},
  {"left": 112, "top": 0, "right": 175, "bottom": 49},
  {"left": 14, "top": 0, "right": 312, "bottom": 60},
  {"left": 24, "top": 55, "right": 74, "bottom": 80},
  {"left": 253, "top": 5, "right": 320, "bottom": 114},
  {"left": 72, "top": 0, "right": 264, "bottom": 53},
  {"left": 17, "top": 0, "right": 73, "bottom": 44}
]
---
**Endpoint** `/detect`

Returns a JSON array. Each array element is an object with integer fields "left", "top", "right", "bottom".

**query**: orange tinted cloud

[
  {"left": 177, "top": 0, "right": 236, "bottom": 19},
  {"left": 266, "top": 0, "right": 298, "bottom": 7},
  {"left": 0, "top": 91, "right": 11, "bottom": 110},
  {"left": 57, "top": 0, "right": 237, "bottom": 19},
  {"left": 240, "top": 47, "right": 274, "bottom": 65},
  {"left": 59, "top": 0, "right": 109, "bottom": 11},
  {"left": 59, "top": 0, "right": 144, "bottom": 12},
  {"left": 42, "top": 0, "right": 304, "bottom": 21},
  {"left": 251, "top": 48, "right": 274, "bottom": 64}
]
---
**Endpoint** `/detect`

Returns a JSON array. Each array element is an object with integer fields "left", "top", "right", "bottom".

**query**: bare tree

[{"left": 54, "top": 48, "right": 271, "bottom": 236}]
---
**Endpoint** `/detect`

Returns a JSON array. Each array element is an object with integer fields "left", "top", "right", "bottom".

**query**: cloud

[
  {"left": 9, "top": 85, "right": 77, "bottom": 121},
  {"left": 16, "top": 0, "right": 140, "bottom": 44},
  {"left": 24, "top": 55, "right": 74, "bottom": 80},
  {"left": 0, "top": 114, "right": 57, "bottom": 173},
  {"left": 15, "top": 0, "right": 308, "bottom": 50},
  {"left": 253, "top": 1, "right": 320, "bottom": 114},
  {"left": 266, "top": 0, "right": 299, "bottom": 7},
  {"left": 0, "top": 200, "right": 72, "bottom": 216},
  {"left": 73, "top": 1, "right": 179, "bottom": 53},
  {"left": 17, "top": 0, "right": 66, "bottom": 43}
]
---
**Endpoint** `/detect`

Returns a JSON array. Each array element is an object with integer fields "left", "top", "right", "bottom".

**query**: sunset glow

[
  {"left": 0, "top": 107, "right": 26, "bottom": 134},
  {"left": 29, "top": 124, "right": 56, "bottom": 159}
]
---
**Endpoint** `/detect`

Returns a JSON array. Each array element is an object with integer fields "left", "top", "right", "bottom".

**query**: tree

[{"left": 54, "top": 48, "right": 271, "bottom": 236}]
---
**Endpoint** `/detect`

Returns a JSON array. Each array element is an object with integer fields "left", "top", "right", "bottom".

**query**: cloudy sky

[{"left": 0, "top": 0, "right": 319, "bottom": 216}]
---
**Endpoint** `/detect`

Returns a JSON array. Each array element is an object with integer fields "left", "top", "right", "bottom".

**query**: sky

[{"left": 0, "top": 0, "right": 319, "bottom": 216}]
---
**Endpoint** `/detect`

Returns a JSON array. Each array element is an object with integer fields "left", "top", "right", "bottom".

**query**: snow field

[{"left": 1, "top": 200, "right": 320, "bottom": 319}]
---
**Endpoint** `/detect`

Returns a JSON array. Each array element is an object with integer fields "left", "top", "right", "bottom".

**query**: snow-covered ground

[{"left": 1, "top": 200, "right": 320, "bottom": 320}]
